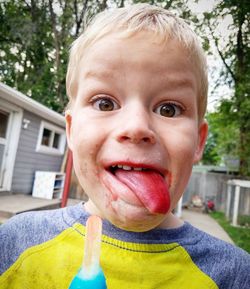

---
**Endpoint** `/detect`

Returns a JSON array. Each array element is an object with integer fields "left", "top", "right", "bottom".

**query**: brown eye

[
  {"left": 154, "top": 103, "right": 182, "bottom": 117},
  {"left": 93, "top": 97, "right": 119, "bottom": 111}
]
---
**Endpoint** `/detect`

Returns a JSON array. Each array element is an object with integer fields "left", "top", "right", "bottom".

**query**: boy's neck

[{"left": 156, "top": 213, "right": 184, "bottom": 229}]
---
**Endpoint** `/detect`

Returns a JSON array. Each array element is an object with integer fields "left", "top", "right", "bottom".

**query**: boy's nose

[{"left": 115, "top": 109, "right": 156, "bottom": 145}]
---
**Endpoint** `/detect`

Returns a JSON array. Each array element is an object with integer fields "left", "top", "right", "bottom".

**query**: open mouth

[{"left": 108, "top": 164, "right": 165, "bottom": 177}]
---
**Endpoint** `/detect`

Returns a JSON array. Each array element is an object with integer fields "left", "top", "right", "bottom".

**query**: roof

[
  {"left": 192, "top": 165, "right": 238, "bottom": 173},
  {"left": 227, "top": 179, "right": 250, "bottom": 188},
  {"left": 0, "top": 82, "right": 65, "bottom": 127}
]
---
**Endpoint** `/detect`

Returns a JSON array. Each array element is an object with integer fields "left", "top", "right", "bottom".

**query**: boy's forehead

[
  {"left": 78, "top": 32, "right": 198, "bottom": 90},
  {"left": 80, "top": 30, "right": 179, "bottom": 63},
  {"left": 80, "top": 31, "right": 191, "bottom": 72}
]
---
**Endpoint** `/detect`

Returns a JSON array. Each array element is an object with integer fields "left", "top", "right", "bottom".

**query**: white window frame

[
  {"left": 36, "top": 121, "right": 66, "bottom": 155},
  {"left": 0, "top": 98, "right": 23, "bottom": 191},
  {"left": 0, "top": 110, "right": 10, "bottom": 145}
]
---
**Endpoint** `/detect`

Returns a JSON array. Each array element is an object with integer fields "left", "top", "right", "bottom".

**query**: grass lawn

[{"left": 210, "top": 211, "right": 250, "bottom": 253}]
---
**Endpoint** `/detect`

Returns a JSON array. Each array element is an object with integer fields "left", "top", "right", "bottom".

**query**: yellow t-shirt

[{"left": 0, "top": 203, "right": 249, "bottom": 289}]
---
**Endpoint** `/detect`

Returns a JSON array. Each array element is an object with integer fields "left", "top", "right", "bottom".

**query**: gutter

[{"left": 0, "top": 82, "right": 65, "bottom": 127}]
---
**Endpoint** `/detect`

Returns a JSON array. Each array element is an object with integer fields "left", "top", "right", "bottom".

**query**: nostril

[
  {"left": 118, "top": 134, "right": 155, "bottom": 144},
  {"left": 118, "top": 136, "right": 130, "bottom": 142}
]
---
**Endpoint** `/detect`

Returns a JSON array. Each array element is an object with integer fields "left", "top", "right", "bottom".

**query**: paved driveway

[{"left": 182, "top": 209, "right": 234, "bottom": 244}]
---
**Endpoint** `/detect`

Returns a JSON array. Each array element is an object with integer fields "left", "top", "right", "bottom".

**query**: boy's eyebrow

[
  {"left": 83, "top": 69, "right": 196, "bottom": 90},
  {"left": 83, "top": 69, "right": 115, "bottom": 80},
  {"left": 159, "top": 75, "right": 196, "bottom": 91}
]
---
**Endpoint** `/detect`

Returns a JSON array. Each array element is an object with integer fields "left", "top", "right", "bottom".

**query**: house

[{"left": 0, "top": 82, "right": 66, "bottom": 195}]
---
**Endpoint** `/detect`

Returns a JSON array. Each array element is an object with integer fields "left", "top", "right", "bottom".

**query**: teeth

[
  {"left": 111, "top": 165, "right": 144, "bottom": 171},
  {"left": 122, "top": 165, "right": 132, "bottom": 170},
  {"left": 134, "top": 168, "right": 142, "bottom": 171}
]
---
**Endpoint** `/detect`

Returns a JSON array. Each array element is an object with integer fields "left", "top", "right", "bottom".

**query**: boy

[{"left": 0, "top": 4, "right": 249, "bottom": 289}]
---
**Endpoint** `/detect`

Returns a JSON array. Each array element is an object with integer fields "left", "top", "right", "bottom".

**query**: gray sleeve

[
  {"left": 0, "top": 213, "right": 31, "bottom": 274},
  {"left": 231, "top": 251, "right": 250, "bottom": 289},
  {"left": 180, "top": 227, "right": 250, "bottom": 289},
  {"left": 0, "top": 208, "right": 68, "bottom": 275}
]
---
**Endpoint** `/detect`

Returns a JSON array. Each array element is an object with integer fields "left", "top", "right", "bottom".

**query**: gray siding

[{"left": 12, "top": 110, "right": 65, "bottom": 194}]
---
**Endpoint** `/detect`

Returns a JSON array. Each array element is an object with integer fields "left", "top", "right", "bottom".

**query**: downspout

[{"left": 61, "top": 149, "right": 73, "bottom": 207}]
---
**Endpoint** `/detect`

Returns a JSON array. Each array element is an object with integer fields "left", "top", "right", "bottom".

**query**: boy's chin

[
  {"left": 108, "top": 206, "right": 168, "bottom": 232},
  {"left": 109, "top": 212, "right": 182, "bottom": 232},
  {"left": 112, "top": 216, "right": 166, "bottom": 232},
  {"left": 84, "top": 200, "right": 170, "bottom": 232}
]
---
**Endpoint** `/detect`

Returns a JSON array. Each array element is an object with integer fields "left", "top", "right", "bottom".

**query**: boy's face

[{"left": 66, "top": 31, "right": 208, "bottom": 232}]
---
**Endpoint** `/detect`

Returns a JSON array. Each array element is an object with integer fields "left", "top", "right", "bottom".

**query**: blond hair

[{"left": 66, "top": 3, "right": 207, "bottom": 121}]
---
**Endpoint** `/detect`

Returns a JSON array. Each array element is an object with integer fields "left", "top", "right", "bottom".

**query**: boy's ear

[
  {"left": 65, "top": 110, "right": 73, "bottom": 150},
  {"left": 193, "top": 120, "right": 208, "bottom": 164}
]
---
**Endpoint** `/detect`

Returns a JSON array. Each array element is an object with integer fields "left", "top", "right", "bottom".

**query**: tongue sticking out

[{"left": 115, "top": 169, "right": 170, "bottom": 214}]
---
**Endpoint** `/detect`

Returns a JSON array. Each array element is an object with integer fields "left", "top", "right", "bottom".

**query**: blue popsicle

[
  {"left": 68, "top": 266, "right": 106, "bottom": 289},
  {"left": 69, "top": 215, "right": 107, "bottom": 289}
]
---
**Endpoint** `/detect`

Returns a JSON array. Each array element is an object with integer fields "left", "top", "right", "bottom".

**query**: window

[
  {"left": 41, "top": 128, "right": 51, "bottom": 146},
  {"left": 36, "top": 121, "right": 66, "bottom": 155},
  {"left": 52, "top": 132, "right": 60, "bottom": 149},
  {"left": 0, "top": 110, "right": 9, "bottom": 139}
]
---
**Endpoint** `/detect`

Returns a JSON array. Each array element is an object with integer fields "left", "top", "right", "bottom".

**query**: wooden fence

[{"left": 184, "top": 170, "right": 250, "bottom": 217}]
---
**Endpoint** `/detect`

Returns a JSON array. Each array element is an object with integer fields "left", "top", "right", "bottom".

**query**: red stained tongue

[{"left": 115, "top": 169, "right": 170, "bottom": 214}]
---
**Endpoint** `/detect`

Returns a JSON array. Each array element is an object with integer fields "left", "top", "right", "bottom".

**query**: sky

[{"left": 189, "top": 0, "right": 215, "bottom": 13}]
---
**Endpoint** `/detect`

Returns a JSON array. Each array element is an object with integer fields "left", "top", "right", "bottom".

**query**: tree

[
  {"left": 0, "top": 0, "right": 110, "bottom": 112},
  {"left": 203, "top": 101, "right": 240, "bottom": 168},
  {"left": 0, "top": 1, "right": 57, "bottom": 108},
  {"left": 197, "top": 0, "right": 250, "bottom": 176}
]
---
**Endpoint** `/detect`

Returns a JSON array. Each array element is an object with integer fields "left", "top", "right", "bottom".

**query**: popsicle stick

[{"left": 83, "top": 215, "right": 103, "bottom": 274}]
